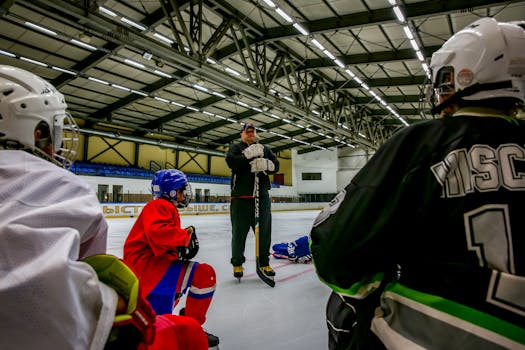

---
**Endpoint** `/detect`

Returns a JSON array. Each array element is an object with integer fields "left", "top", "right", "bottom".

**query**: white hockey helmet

[
  {"left": 430, "top": 17, "right": 525, "bottom": 114},
  {"left": 0, "top": 65, "right": 79, "bottom": 167}
]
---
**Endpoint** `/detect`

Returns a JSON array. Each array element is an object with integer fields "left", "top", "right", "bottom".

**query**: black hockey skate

[{"left": 206, "top": 331, "right": 220, "bottom": 349}]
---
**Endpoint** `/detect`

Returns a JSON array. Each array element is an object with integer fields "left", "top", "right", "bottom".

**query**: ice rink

[{"left": 107, "top": 209, "right": 331, "bottom": 350}]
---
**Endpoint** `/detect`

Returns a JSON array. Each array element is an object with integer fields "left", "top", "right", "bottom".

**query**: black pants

[{"left": 230, "top": 196, "right": 272, "bottom": 267}]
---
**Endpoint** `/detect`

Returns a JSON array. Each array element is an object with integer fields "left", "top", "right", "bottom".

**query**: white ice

[{"left": 107, "top": 210, "right": 331, "bottom": 350}]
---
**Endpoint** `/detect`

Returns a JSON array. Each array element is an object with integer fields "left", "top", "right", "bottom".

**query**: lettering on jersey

[{"left": 431, "top": 143, "right": 525, "bottom": 198}]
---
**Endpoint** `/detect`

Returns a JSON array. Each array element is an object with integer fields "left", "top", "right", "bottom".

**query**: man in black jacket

[{"left": 226, "top": 122, "right": 280, "bottom": 279}]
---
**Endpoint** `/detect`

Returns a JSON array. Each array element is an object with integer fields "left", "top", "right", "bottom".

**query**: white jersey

[{"left": 0, "top": 150, "right": 117, "bottom": 350}]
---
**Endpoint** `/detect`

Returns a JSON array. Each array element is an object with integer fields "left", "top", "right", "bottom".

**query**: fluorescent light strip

[
  {"left": 52, "top": 66, "right": 76, "bottom": 75},
  {"left": 171, "top": 101, "right": 185, "bottom": 107},
  {"left": 193, "top": 84, "right": 208, "bottom": 92},
  {"left": 203, "top": 111, "right": 214, "bottom": 116},
  {"left": 186, "top": 106, "right": 199, "bottom": 112},
  {"left": 88, "top": 77, "right": 109, "bottom": 85},
  {"left": 153, "top": 70, "right": 172, "bottom": 78},
  {"left": 252, "top": 107, "right": 263, "bottom": 113},
  {"left": 283, "top": 96, "right": 294, "bottom": 102},
  {"left": 120, "top": 17, "right": 146, "bottom": 31},
  {"left": 153, "top": 32, "right": 174, "bottom": 44},
  {"left": 403, "top": 26, "right": 414, "bottom": 40},
  {"left": 345, "top": 69, "right": 356, "bottom": 77},
  {"left": 20, "top": 57, "right": 47, "bottom": 67},
  {"left": 292, "top": 138, "right": 309, "bottom": 145},
  {"left": 323, "top": 50, "right": 335, "bottom": 60},
  {"left": 112, "top": 84, "right": 130, "bottom": 91},
  {"left": 132, "top": 89, "right": 148, "bottom": 96},
  {"left": 393, "top": 6, "right": 405, "bottom": 22},
  {"left": 293, "top": 23, "right": 309, "bottom": 36},
  {"left": 99, "top": 6, "right": 117, "bottom": 17},
  {"left": 275, "top": 8, "right": 293, "bottom": 23},
  {"left": 416, "top": 50, "right": 424, "bottom": 61},
  {"left": 334, "top": 59, "right": 345, "bottom": 68},
  {"left": 409, "top": 39, "right": 419, "bottom": 51},
  {"left": 206, "top": 58, "right": 217, "bottom": 64},
  {"left": 311, "top": 38, "right": 325, "bottom": 51},
  {"left": 212, "top": 91, "right": 226, "bottom": 98},
  {"left": 154, "top": 96, "right": 170, "bottom": 103},
  {"left": 70, "top": 39, "right": 97, "bottom": 51},
  {"left": 24, "top": 22, "right": 57, "bottom": 36},
  {"left": 0, "top": 49, "right": 16, "bottom": 57},
  {"left": 236, "top": 101, "right": 249, "bottom": 108},
  {"left": 262, "top": 0, "right": 276, "bottom": 8},
  {"left": 225, "top": 67, "right": 240, "bottom": 76},
  {"left": 124, "top": 59, "right": 145, "bottom": 69}
]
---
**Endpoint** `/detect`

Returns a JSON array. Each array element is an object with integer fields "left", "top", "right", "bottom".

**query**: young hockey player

[
  {"left": 124, "top": 169, "right": 219, "bottom": 348},
  {"left": 310, "top": 18, "right": 525, "bottom": 349}
]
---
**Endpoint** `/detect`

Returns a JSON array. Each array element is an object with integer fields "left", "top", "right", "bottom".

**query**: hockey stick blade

[{"left": 256, "top": 262, "right": 275, "bottom": 288}]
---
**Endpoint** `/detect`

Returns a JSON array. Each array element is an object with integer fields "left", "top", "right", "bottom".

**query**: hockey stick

[{"left": 254, "top": 172, "right": 275, "bottom": 287}]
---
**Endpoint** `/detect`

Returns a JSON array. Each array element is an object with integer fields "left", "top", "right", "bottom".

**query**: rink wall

[{"left": 102, "top": 201, "right": 328, "bottom": 218}]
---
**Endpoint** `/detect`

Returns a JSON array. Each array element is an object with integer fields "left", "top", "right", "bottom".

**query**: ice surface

[{"left": 107, "top": 210, "right": 330, "bottom": 350}]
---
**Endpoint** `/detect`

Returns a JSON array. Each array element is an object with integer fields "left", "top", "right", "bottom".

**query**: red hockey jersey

[{"left": 124, "top": 198, "right": 192, "bottom": 296}]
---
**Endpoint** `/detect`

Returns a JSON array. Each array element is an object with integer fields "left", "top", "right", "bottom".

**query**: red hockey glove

[{"left": 83, "top": 254, "right": 156, "bottom": 348}]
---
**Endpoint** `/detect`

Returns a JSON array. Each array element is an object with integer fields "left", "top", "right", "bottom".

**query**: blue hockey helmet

[{"left": 151, "top": 169, "right": 192, "bottom": 207}]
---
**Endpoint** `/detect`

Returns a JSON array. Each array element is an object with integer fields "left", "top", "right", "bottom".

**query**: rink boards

[{"left": 102, "top": 201, "right": 328, "bottom": 218}]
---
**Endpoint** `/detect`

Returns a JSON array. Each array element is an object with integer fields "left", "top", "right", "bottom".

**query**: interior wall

[
  {"left": 336, "top": 147, "right": 373, "bottom": 191},
  {"left": 292, "top": 149, "right": 338, "bottom": 194}
]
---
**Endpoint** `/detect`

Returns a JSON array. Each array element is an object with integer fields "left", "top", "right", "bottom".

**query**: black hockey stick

[{"left": 254, "top": 172, "right": 275, "bottom": 287}]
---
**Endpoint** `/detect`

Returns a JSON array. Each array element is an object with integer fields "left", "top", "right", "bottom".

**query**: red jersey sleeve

[{"left": 141, "top": 199, "right": 191, "bottom": 256}]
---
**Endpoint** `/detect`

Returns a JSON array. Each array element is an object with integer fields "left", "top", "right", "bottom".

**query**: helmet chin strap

[{"left": 431, "top": 80, "right": 514, "bottom": 115}]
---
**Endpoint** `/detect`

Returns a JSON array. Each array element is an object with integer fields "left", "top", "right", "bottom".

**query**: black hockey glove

[{"left": 177, "top": 226, "right": 199, "bottom": 260}]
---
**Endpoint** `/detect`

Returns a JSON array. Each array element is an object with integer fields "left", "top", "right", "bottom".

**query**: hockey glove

[
  {"left": 83, "top": 254, "right": 156, "bottom": 348},
  {"left": 242, "top": 143, "right": 264, "bottom": 159},
  {"left": 250, "top": 158, "right": 275, "bottom": 173},
  {"left": 177, "top": 226, "right": 199, "bottom": 260}
]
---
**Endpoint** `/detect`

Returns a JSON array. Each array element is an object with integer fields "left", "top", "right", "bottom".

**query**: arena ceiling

[{"left": 1, "top": 0, "right": 524, "bottom": 156}]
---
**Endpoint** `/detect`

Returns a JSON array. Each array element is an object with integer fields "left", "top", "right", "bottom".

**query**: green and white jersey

[{"left": 310, "top": 111, "right": 525, "bottom": 349}]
